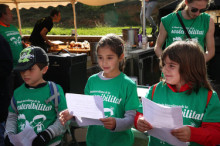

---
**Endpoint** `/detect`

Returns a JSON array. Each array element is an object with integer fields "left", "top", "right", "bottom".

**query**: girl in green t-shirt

[
  {"left": 135, "top": 41, "right": 220, "bottom": 146},
  {"left": 60, "top": 34, "right": 140, "bottom": 146}
]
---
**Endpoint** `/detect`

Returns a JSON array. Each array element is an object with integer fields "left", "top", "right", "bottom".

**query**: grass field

[{"left": 21, "top": 26, "right": 153, "bottom": 35}]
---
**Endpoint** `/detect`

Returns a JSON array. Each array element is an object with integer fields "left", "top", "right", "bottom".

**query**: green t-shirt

[
  {"left": 161, "top": 11, "right": 210, "bottom": 51},
  {"left": 0, "top": 25, "right": 23, "bottom": 67},
  {"left": 84, "top": 72, "right": 140, "bottom": 146},
  {"left": 138, "top": 81, "right": 220, "bottom": 146},
  {"left": 9, "top": 82, "right": 67, "bottom": 145}
]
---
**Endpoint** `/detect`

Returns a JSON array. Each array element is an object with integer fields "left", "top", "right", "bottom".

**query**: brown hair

[
  {"left": 36, "top": 63, "right": 49, "bottom": 70},
  {"left": 50, "top": 9, "right": 60, "bottom": 17},
  {"left": 174, "top": 0, "right": 212, "bottom": 12},
  {"left": 96, "top": 34, "right": 125, "bottom": 72},
  {"left": 0, "top": 4, "right": 9, "bottom": 17},
  {"left": 160, "top": 41, "right": 212, "bottom": 94}
]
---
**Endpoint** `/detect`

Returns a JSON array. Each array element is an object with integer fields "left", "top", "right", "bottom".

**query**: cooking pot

[{"left": 122, "top": 28, "right": 139, "bottom": 48}]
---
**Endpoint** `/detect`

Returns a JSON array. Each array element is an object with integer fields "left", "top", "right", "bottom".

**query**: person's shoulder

[
  {"left": 14, "top": 83, "right": 26, "bottom": 94},
  {"left": 199, "top": 87, "right": 220, "bottom": 104},
  {"left": 161, "top": 12, "right": 176, "bottom": 25},
  {"left": 46, "top": 81, "right": 64, "bottom": 92},
  {"left": 9, "top": 24, "right": 16, "bottom": 27},
  {"left": 44, "top": 16, "right": 53, "bottom": 22},
  {"left": 199, "top": 12, "right": 210, "bottom": 20},
  {"left": 201, "top": 12, "right": 210, "bottom": 17},
  {"left": 45, "top": 16, "right": 52, "bottom": 20},
  {"left": 89, "top": 73, "right": 99, "bottom": 79},
  {"left": 89, "top": 73, "right": 98, "bottom": 78},
  {"left": 120, "top": 73, "right": 137, "bottom": 86},
  {"left": 162, "top": 12, "right": 176, "bottom": 20},
  {"left": 149, "top": 81, "right": 164, "bottom": 89},
  {"left": 10, "top": 24, "right": 18, "bottom": 29},
  {"left": 54, "top": 83, "right": 63, "bottom": 90}
]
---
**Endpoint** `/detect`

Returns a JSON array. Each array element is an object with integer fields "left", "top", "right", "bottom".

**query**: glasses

[{"left": 191, "top": 7, "right": 207, "bottom": 13}]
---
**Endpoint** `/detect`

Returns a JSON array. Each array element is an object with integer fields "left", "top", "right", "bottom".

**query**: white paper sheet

[
  {"left": 66, "top": 93, "right": 105, "bottom": 126},
  {"left": 51, "top": 40, "right": 64, "bottom": 44},
  {"left": 75, "top": 117, "right": 103, "bottom": 126},
  {"left": 142, "top": 97, "right": 187, "bottom": 146},
  {"left": 8, "top": 121, "right": 37, "bottom": 146}
]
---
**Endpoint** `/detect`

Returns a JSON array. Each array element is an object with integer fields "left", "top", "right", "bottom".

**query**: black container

[
  {"left": 44, "top": 52, "right": 87, "bottom": 94},
  {"left": 124, "top": 48, "right": 160, "bottom": 86}
]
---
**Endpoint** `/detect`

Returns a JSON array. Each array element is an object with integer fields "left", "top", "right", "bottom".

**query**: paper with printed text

[
  {"left": 66, "top": 93, "right": 105, "bottom": 126},
  {"left": 8, "top": 121, "right": 37, "bottom": 146},
  {"left": 142, "top": 97, "right": 187, "bottom": 146}
]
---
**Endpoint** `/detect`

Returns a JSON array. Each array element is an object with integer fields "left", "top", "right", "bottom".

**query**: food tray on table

[{"left": 49, "top": 41, "right": 90, "bottom": 54}]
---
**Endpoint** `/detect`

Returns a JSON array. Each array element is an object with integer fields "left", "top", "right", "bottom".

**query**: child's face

[
  {"left": 97, "top": 46, "right": 123, "bottom": 78},
  {"left": 162, "top": 56, "right": 185, "bottom": 89},
  {"left": 20, "top": 64, "right": 48, "bottom": 87}
]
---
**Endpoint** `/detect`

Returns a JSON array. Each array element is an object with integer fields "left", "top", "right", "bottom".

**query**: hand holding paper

[
  {"left": 136, "top": 116, "right": 153, "bottom": 132},
  {"left": 171, "top": 126, "right": 191, "bottom": 142},
  {"left": 59, "top": 109, "right": 74, "bottom": 125},
  {"left": 141, "top": 97, "right": 187, "bottom": 146},
  {"left": 8, "top": 121, "right": 37, "bottom": 146},
  {"left": 66, "top": 93, "right": 105, "bottom": 126},
  {"left": 100, "top": 117, "right": 116, "bottom": 130}
]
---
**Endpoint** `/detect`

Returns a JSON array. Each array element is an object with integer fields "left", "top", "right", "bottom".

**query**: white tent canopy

[
  {"left": 1, "top": 0, "right": 124, "bottom": 9},
  {"left": 0, "top": 0, "right": 124, "bottom": 41}
]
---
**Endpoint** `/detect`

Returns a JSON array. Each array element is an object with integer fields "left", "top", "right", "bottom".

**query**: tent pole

[
  {"left": 142, "top": 0, "right": 146, "bottom": 36},
  {"left": 71, "top": 0, "right": 77, "bottom": 42},
  {"left": 15, "top": 2, "right": 22, "bottom": 36}
]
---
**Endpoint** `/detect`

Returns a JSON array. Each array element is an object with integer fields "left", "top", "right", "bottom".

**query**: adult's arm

[
  {"left": 204, "top": 17, "right": 215, "bottom": 62},
  {"left": 154, "top": 22, "right": 167, "bottom": 58},
  {"left": 40, "top": 27, "right": 53, "bottom": 46}
]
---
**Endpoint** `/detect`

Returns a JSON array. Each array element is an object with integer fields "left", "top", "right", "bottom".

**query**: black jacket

[{"left": 0, "top": 34, "right": 13, "bottom": 122}]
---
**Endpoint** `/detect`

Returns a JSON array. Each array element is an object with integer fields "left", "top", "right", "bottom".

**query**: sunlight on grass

[{"left": 21, "top": 26, "right": 152, "bottom": 35}]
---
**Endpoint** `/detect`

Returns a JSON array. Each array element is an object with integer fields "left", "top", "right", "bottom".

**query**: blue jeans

[
  {"left": 0, "top": 122, "right": 5, "bottom": 146},
  {"left": 140, "top": 1, "right": 158, "bottom": 29}
]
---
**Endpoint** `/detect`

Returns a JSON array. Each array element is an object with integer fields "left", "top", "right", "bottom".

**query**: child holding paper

[
  {"left": 4, "top": 46, "right": 67, "bottom": 146},
  {"left": 59, "top": 34, "right": 140, "bottom": 146},
  {"left": 135, "top": 41, "right": 220, "bottom": 145}
]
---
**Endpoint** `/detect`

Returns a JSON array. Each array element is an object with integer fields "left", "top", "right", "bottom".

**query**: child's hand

[
  {"left": 137, "top": 117, "right": 153, "bottom": 132},
  {"left": 59, "top": 109, "right": 73, "bottom": 125},
  {"left": 100, "top": 117, "right": 116, "bottom": 130},
  {"left": 171, "top": 126, "right": 191, "bottom": 142}
]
